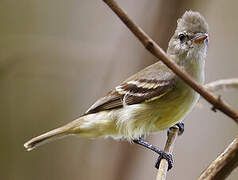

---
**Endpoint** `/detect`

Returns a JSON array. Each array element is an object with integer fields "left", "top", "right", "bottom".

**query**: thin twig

[
  {"left": 205, "top": 78, "right": 238, "bottom": 92},
  {"left": 198, "top": 79, "right": 238, "bottom": 180},
  {"left": 156, "top": 127, "right": 179, "bottom": 180},
  {"left": 198, "top": 137, "right": 238, "bottom": 180},
  {"left": 99, "top": 1, "right": 238, "bottom": 179},
  {"left": 101, "top": 0, "right": 238, "bottom": 124},
  {"left": 154, "top": 78, "right": 238, "bottom": 180}
]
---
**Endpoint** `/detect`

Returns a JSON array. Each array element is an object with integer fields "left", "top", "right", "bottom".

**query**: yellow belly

[
  {"left": 76, "top": 79, "right": 200, "bottom": 141},
  {"left": 113, "top": 79, "right": 200, "bottom": 140},
  {"left": 151, "top": 83, "right": 199, "bottom": 130}
]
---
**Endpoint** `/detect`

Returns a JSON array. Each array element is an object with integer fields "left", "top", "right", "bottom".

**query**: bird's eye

[{"left": 178, "top": 34, "right": 186, "bottom": 41}]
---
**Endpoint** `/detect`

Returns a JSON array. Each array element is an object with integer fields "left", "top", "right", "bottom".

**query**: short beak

[{"left": 192, "top": 33, "right": 208, "bottom": 44}]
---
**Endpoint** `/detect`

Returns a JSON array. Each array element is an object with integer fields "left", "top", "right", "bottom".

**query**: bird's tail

[{"left": 24, "top": 119, "right": 81, "bottom": 151}]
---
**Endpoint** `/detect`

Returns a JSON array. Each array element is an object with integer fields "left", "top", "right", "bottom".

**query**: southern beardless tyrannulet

[{"left": 24, "top": 10, "right": 209, "bottom": 151}]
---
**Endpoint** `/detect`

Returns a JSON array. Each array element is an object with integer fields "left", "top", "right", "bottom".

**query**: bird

[{"left": 24, "top": 10, "right": 209, "bottom": 169}]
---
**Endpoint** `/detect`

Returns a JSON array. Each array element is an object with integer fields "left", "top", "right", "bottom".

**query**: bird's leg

[
  {"left": 168, "top": 122, "right": 184, "bottom": 136},
  {"left": 133, "top": 137, "right": 173, "bottom": 170}
]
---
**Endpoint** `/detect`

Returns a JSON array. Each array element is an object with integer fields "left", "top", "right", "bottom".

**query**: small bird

[{"left": 24, "top": 11, "right": 209, "bottom": 168}]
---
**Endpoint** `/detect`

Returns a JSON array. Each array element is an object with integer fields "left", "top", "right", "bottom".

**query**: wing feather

[{"left": 84, "top": 62, "right": 176, "bottom": 115}]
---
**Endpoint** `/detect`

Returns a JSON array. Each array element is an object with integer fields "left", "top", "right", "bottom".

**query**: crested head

[
  {"left": 167, "top": 11, "right": 209, "bottom": 61},
  {"left": 176, "top": 10, "right": 208, "bottom": 35}
]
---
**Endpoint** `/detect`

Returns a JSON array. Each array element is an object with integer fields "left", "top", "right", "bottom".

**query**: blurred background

[{"left": 0, "top": 0, "right": 238, "bottom": 179}]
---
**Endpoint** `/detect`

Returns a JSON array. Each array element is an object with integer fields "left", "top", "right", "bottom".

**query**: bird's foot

[
  {"left": 133, "top": 138, "right": 173, "bottom": 171},
  {"left": 155, "top": 151, "right": 173, "bottom": 170},
  {"left": 168, "top": 122, "right": 184, "bottom": 136}
]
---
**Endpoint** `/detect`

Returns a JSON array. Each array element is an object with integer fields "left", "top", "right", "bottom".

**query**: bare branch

[
  {"left": 99, "top": 1, "right": 238, "bottom": 179},
  {"left": 205, "top": 78, "right": 238, "bottom": 92},
  {"left": 155, "top": 77, "right": 238, "bottom": 180},
  {"left": 198, "top": 137, "right": 238, "bottom": 180},
  {"left": 101, "top": 0, "right": 238, "bottom": 124},
  {"left": 201, "top": 78, "right": 238, "bottom": 179},
  {"left": 156, "top": 127, "right": 179, "bottom": 180}
]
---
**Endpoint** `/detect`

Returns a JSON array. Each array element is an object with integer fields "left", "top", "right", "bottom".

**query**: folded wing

[{"left": 84, "top": 62, "right": 176, "bottom": 115}]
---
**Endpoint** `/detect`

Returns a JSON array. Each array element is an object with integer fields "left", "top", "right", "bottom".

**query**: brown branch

[
  {"left": 198, "top": 137, "right": 238, "bottom": 180},
  {"left": 156, "top": 126, "right": 179, "bottom": 180},
  {"left": 205, "top": 78, "right": 238, "bottom": 92},
  {"left": 199, "top": 79, "right": 238, "bottom": 179},
  {"left": 99, "top": 1, "right": 238, "bottom": 179},
  {"left": 155, "top": 77, "right": 238, "bottom": 180},
  {"left": 101, "top": 0, "right": 238, "bottom": 124}
]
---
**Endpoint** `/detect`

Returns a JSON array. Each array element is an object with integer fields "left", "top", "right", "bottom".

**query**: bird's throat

[{"left": 184, "top": 57, "right": 205, "bottom": 85}]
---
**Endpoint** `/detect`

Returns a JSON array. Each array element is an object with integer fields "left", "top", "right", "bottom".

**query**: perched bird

[{"left": 24, "top": 10, "right": 209, "bottom": 168}]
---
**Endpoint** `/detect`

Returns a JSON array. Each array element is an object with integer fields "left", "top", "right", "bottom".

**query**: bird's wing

[{"left": 84, "top": 62, "right": 176, "bottom": 115}]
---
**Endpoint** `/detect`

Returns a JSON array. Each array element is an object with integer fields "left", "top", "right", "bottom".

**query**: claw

[
  {"left": 176, "top": 122, "right": 184, "bottom": 135},
  {"left": 133, "top": 138, "right": 174, "bottom": 171},
  {"left": 155, "top": 152, "right": 173, "bottom": 170},
  {"left": 168, "top": 122, "right": 184, "bottom": 136}
]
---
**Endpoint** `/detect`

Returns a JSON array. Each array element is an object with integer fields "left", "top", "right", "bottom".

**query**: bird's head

[{"left": 167, "top": 11, "right": 209, "bottom": 62}]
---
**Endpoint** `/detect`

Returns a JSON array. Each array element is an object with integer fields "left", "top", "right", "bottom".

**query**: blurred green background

[{"left": 1, "top": 0, "right": 238, "bottom": 179}]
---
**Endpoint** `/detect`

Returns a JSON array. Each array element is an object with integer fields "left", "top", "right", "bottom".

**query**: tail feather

[{"left": 24, "top": 126, "right": 71, "bottom": 151}]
